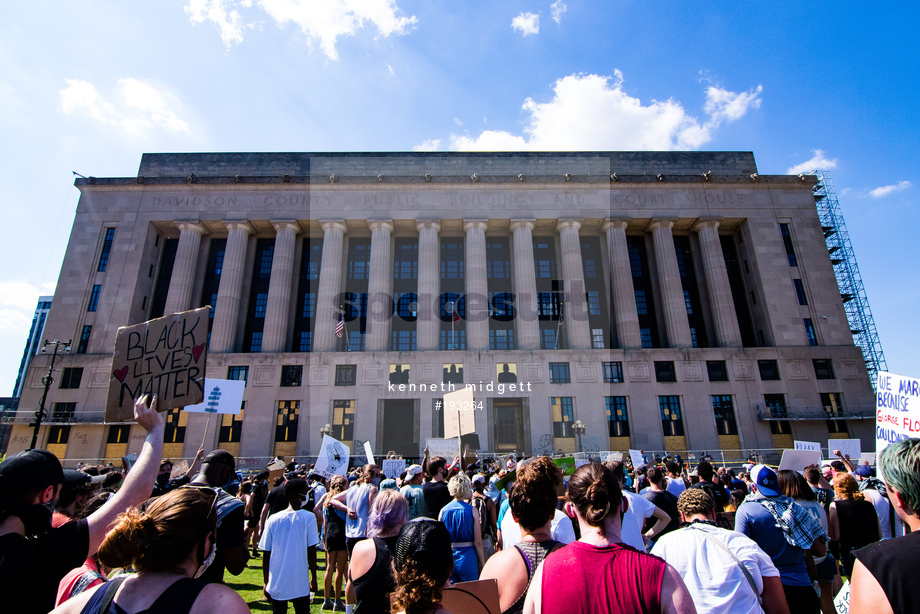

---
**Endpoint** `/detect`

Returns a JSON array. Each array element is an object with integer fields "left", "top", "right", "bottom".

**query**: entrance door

[
  {"left": 382, "top": 399, "right": 417, "bottom": 457},
  {"left": 493, "top": 400, "right": 525, "bottom": 453}
]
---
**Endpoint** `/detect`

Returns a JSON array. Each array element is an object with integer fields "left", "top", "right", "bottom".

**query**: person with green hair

[{"left": 849, "top": 437, "right": 920, "bottom": 614}]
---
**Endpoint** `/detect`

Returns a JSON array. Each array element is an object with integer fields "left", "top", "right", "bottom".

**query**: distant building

[
  {"left": 9, "top": 152, "right": 876, "bottom": 465},
  {"left": 12, "top": 295, "right": 52, "bottom": 398}
]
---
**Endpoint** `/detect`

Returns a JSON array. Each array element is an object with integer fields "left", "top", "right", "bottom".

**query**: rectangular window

[
  {"left": 707, "top": 361, "right": 729, "bottom": 382},
  {"left": 489, "top": 329, "right": 515, "bottom": 350},
  {"left": 780, "top": 223, "right": 798, "bottom": 267},
  {"left": 683, "top": 289, "right": 693, "bottom": 314},
  {"left": 813, "top": 359, "right": 835, "bottom": 379},
  {"left": 793, "top": 279, "right": 808, "bottom": 305},
  {"left": 346, "top": 330, "right": 365, "bottom": 351},
  {"left": 59, "top": 367, "right": 83, "bottom": 389},
  {"left": 603, "top": 361, "right": 624, "bottom": 383},
  {"left": 439, "top": 329, "right": 464, "bottom": 351},
  {"left": 335, "top": 364, "right": 357, "bottom": 386},
  {"left": 758, "top": 360, "right": 780, "bottom": 381},
  {"left": 629, "top": 245, "right": 644, "bottom": 277},
  {"left": 276, "top": 401, "right": 299, "bottom": 442},
  {"left": 605, "top": 397, "right": 630, "bottom": 437},
  {"left": 88, "top": 285, "right": 102, "bottom": 312},
  {"left": 591, "top": 328, "right": 605, "bottom": 349},
  {"left": 659, "top": 396, "right": 684, "bottom": 436},
  {"left": 52, "top": 402, "right": 76, "bottom": 422},
  {"left": 97, "top": 228, "right": 115, "bottom": 272},
  {"left": 655, "top": 361, "right": 676, "bottom": 383},
  {"left": 253, "top": 293, "right": 268, "bottom": 318},
  {"left": 164, "top": 407, "right": 186, "bottom": 444},
  {"left": 301, "top": 293, "right": 316, "bottom": 318},
  {"left": 393, "top": 330, "right": 418, "bottom": 351},
  {"left": 549, "top": 362, "right": 571, "bottom": 384},
  {"left": 298, "top": 331, "right": 312, "bottom": 352},
  {"left": 551, "top": 397, "right": 575, "bottom": 438},
  {"left": 248, "top": 331, "right": 262, "bottom": 353},
  {"left": 712, "top": 395, "right": 738, "bottom": 435},
  {"left": 764, "top": 394, "right": 791, "bottom": 435},
  {"left": 540, "top": 328, "right": 561, "bottom": 350},
  {"left": 48, "top": 425, "right": 71, "bottom": 445},
  {"left": 76, "top": 325, "right": 92, "bottom": 354},
  {"left": 640, "top": 328, "right": 653, "bottom": 348},
  {"left": 804, "top": 319, "right": 818, "bottom": 346},
  {"left": 822, "top": 392, "right": 848, "bottom": 434},
  {"left": 107, "top": 425, "right": 130, "bottom": 444},
  {"left": 280, "top": 365, "right": 303, "bottom": 387},
  {"left": 332, "top": 400, "right": 355, "bottom": 442},
  {"left": 227, "top": 366, "right": 249, "bottom": 386},
  {"left": 635, "top": 290, "right": 648, "bottom": 315},
  {"left": 587, "top": 290, "right": 601, "bottom": 316}
]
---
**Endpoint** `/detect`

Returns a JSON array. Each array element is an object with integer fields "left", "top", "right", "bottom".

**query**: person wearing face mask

[
  {"left": 187, "top": 449, "right": 248, "bottom": 583},
  {"left": 0, "top": 394, "right": 164, "bottom": 614},
  {"left": 49, "top": 486, "right": 249, "bottom": 614}
]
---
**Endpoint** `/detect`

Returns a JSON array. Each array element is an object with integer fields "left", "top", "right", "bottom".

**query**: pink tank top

[{"left": 540, "top": 541, "right": 666, "bottom": 613}]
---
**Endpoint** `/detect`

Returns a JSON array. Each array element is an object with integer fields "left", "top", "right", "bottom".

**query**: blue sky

[{"left": 0, "top": 1, "right": 917, "bottom": 396}]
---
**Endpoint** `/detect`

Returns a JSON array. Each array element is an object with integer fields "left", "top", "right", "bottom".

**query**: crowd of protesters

[{"left": 2, "top": 395, "right": 918, "bottom": 613}]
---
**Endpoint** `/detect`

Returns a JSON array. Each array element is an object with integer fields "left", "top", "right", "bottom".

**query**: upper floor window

[
  {"left": 549, "top": 362, "right": 571, "bottom": 384},
  {"left": 97, "top": 228, "right": 115, "bottom": 272},
  {"left": 780, "top": 224, "right": 797, "bottom": 267},
  {"left": 758, "top": 360, "right": 780, "bottom": 381}
]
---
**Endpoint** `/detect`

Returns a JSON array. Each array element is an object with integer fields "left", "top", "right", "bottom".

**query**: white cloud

[
  {"left": 426, "top": 71, "right": 762, "bottom": 151},
  {"left": 186, "top": 0, "right": 418, "bottom": 59},
  {"left": 412, "top": 139, "right": 441, "bottom": 152},
  {"left": 0, "top": 280, "right": 55, "bottom": 334},
  {"left": 550, "top": 1, "right": 566, "bottom": 24},
  {"left": 60, "top": 78, "right": 191, "bottom": 137},
  {"left": 786, "top": 149, "right": 838, "bottom": 175},
  {"left": 869, "top": 180, "right": 911, "bottom": 198},
  {"left": 512, "top": 12, "right": 540, "bottom": 36},
  {"left": 386, "top": 62, "right": 395, "bottom": 76}
]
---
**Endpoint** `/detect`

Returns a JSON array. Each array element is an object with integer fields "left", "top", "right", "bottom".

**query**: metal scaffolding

[{"left": 812, "top": 170, "right": 887, "bottom": 389}]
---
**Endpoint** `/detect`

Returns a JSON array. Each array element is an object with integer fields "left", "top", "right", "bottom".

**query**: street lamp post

[
  {"left": 572, "top": 419, "right": 586, "bottom": 453},
  {"left": 30, "top": 339, "right": 71, "bottom": 450},
  {"left": 320, "top": 423, "right": 333, "bottom": 439}
]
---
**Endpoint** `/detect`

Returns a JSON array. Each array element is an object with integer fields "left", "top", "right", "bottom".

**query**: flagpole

[{"left": 555, "top": 301, "right": 564, "bottom": 350}]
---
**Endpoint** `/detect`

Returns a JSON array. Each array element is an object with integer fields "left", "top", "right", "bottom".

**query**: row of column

[{"left": 162, "top": 217, "right": 741, "bottom": 354}]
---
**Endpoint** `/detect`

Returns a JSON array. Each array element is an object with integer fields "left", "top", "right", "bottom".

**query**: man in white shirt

[
  {"left": 605, "top": 460, "right": 670, "bottom": 552},
  {"left": 260, "top": 478, "right": 320, "bottom": 614},
  {"left": 652, "top": 488, "right": 788, "bottom": 614}
]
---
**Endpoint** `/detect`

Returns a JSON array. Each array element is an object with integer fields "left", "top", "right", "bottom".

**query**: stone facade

[{"left": 9, "top": 152, "right": 875, "bottom": 466}]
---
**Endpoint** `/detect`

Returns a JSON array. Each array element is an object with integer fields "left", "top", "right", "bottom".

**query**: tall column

[
  {"left": 604, "top": 220, "right": 641, "bottom": 349},
  {"left": 694, "top": 218, "right": 742, "bottom": 347},
  {"left": 556, "top": 219, "right": 592, "bottom": 349},
  {"left": 648, "top": 219, "right": 692, "bottom": 348},
  {"left": 416, "top": 220, "right": 441, "bottom": 351},
  {"left": 464, "top": 220, "right": 489, "bottom": 351},
  {"left": 510, "top": 220, "right": 540, "bottom": 350},
  {"left": 163, "top": 221, "right": 205, "bottom": 315},
  {"left": 262, "top": 221, "right": 300, "bottom": 353},
  {"left": 209, "top": 221, "right": 253, "bottom": 353},
  {"left": 313, "top": 221, "right": 347, "bottom": 352},
  {"left": 365, "top": 220, "right": 394, "bottom": 352}
]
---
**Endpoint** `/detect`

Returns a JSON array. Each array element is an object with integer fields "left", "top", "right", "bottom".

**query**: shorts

[
  {"left": 814, "top": 552, "right": 837, "bottom": 581},
  {"left": 325, "top": 524, "right": 347, "bottom": 552}
]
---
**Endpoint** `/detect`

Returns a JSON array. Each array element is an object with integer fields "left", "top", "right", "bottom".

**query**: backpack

[{"left": 472, "top": 495, "right": 493, "bottom": 539}]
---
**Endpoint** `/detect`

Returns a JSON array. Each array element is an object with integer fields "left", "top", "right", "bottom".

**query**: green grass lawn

[{"left": 226, "top": 550, "right": 334, "bottom": 613}]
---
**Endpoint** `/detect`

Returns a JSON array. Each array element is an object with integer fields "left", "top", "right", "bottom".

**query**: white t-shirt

[
  {"left": 794, "top": 499, "right": 828, "bottom": 534},
  {"left": 259, "top": 508, "right": 320, "bottom": 601},
  {"left": 621, "top": 490, "right": 656, "bottom": 552},
  {"left": 499, "top": 508, "right": 576, "bottom": 550},
  {"left": 666, "top": 477, "right": 687, "bottom": 498},
  {"left": 862, "top": 488, "right": 892, "bottom": 540},
  {"left": 652, "top": 523, "right": 779, "bottom": 614}
]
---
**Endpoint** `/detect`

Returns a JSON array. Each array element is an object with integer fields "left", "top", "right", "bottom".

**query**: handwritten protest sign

[
  {"left": 794, "top": 440, "right": 822, "bottom": 457},
  {"left": 876, "top": 371, "right": 920, "bottom": 480},
  {"left": 105, "top": 307, "right": 209, "bottom": 422},
  {"left": 779, "top": 449, "right": 822, "bottom": 473},
  {"left": 169, "top": 460, "right": 189, "bottom": 479},
  {"left": 314, "top": 435, "right": 350, "bottom": 479},
  {"left": 628, "top": 449, "right": 645, "bottom": 466},
  {"left": 184, "top": 379, "right": 244, "bottom": 414},
  {"left": 426, "top": 438, "right": 460, "bottom": 460},
  {"left": 382, "top": 459, "right": 406, "bottom": 479},
  {"left": 830, "top": 439, "right": 861, "bottom": 462}
]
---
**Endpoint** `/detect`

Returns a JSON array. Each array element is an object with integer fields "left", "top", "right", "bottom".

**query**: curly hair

[
  {"left": 677, "top": 487, "right": 714, "bottom": 518},
  {"left": 391, "top": 557, "right": 447, "bottom": 614},
  {"left": 509, "top": 456, "right": 561, "bottom": 531},
  {"left": 325, "top": 475, "right": 348, "bottom": 507},
  {"left": 834, "top": 473, "right": 865, "bottom": 502}
]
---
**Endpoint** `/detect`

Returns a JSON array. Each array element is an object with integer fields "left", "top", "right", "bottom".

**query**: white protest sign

[
  {"left": 830, "top": 439, "right": 861, "bottom": 462},
  {"left": 314, "top": 435, "right": 350, "bottom": 479},
  {"left": 779, "top": 449, "right": 822, "bottom": 473},
  {"left": 876, "top": 371, "right": 920, "bottom": 479},
  {"left": 628, "top": 449, "right": 645, "bottom": 466},
  {"left": 427, "top": 438, "right": 460, "bottom": 460},
  {"left": 443, "top": 387, "right": 477, "bottom": 439},
  {"left": 364, "top": 440, "right": 375, "bottom": 466},
  {"left": 382, "top": 459, "right": 406, "bottom": 479},
  {"left": 184, "top": 379, "right": 245, "bottom": 414},
  {"left": 860, "top": 453, "right": 876, "bottom": 466},
  {"left": 575, "top": 459, "right": 591, "bottom": 469},
  {"left": 794, "top": 440, "right": 822, "bottom": 457},
  {"left": 603, "top": 451, "right": 623, "bottom": 463},
  {"left": 834, "top": 579, "right": 850, "bottom": 613}
]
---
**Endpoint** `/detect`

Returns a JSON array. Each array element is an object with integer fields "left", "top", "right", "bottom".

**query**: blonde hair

[{"left": 448, "top": 474, "right": 472, "bottom": 500}]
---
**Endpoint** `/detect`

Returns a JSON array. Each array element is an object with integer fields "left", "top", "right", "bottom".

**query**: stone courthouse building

[{"left": 8, "top": 151, "right": 876, "bottom": 465}]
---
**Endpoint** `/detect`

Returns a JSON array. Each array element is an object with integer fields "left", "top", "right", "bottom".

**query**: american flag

[{"left": 335, "top": 312, "right": 345, "bottom": 338}]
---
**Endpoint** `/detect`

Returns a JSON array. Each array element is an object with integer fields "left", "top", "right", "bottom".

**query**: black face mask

[{"left": 5, "top": 502, "right": 54, "bottom": 536}]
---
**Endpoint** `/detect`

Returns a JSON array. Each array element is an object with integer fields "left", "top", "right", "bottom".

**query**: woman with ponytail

[
  {"left": 522, "top": 462, "right": 696, "bottom": 614},
  {"left": 50, "top": 487, "right": 249, "bottom": 614}
]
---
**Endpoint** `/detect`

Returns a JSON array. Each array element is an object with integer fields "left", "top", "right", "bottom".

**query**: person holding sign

[{"left": 850, "top": 437, "right": 920, "bottom": 614}]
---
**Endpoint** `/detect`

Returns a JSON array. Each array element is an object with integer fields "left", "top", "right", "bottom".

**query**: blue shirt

[{"left": 735, "top": 500, "right": 811, "bottom": 586}]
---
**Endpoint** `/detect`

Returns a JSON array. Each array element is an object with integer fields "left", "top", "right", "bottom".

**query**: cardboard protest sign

[
  {"left": 184, "top": 379, "right": 244, "bottom": 414},
  {"left": 382, "top": 459, "right": 406, "bottom": 479},
  {"left": 794, "top": 440, "right": 822, "bottom": 457},
  {"left": 442, "top": 578, "right": 501, "bottom": 614},
  {"left": 778, "top": 449, "right": 822, "bottom": 473},
  {"left": 426, "top": 438, "right": 460, "bottom": 460},
  {"left": 876, "top": 371, "right": 920, "bottom": 480},
  {"left": 443, "top": 387, "right": 477, "bottom": 439},
  {"left": 860, "top": 453, "right": 876, "bottom": 466},
  {"left": 628, "top": 449, "right": 645, "bottom": 467},
  {"left": 105, "top": 307, "right": 209, "bottom": 422},
  {"left": 830, "top": 439, "right": 861, "bottom": 462},
  {"left": 169, "top": 460, "right": 189, "bottom": 480},
  {"left": 314, "top": 435, "right": 350, "bottom": 479}
]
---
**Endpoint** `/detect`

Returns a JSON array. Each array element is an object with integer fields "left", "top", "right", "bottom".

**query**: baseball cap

[
  {"left": 379, "top": 478, "right": 398, "bottom": 491},
  {"left": 855, "top": 465, "right": 872, "bottom": 478},
  {"left": 61, "top": 470, "right": 92, "bottom": 496},
  {"left": 471, "top": 474, "right": 485, "bottom": 485},
  {"left": 202, "top": 449, "right": 236, "bottom": 470},
  {"left": 406, "top": 464, "right": 423, "bottom": 478},
  {"left": 751, "top": 464, "right": 781, "bottom": 497},
  {"left": 0, "top": 449, "right": 65, "bottom": 497}
]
